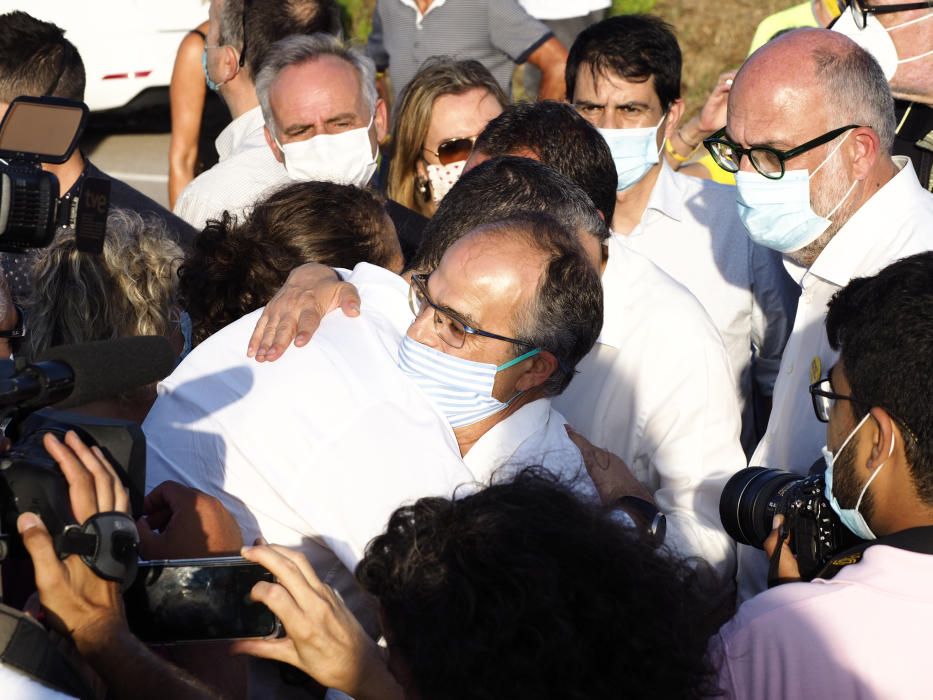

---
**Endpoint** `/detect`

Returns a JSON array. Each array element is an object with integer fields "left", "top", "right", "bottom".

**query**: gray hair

[
  {"left": 813, "top": 43, "right": 896, "bottom": 154},
  {"left": 255, "top": 33, "right": 377, "bottom": 139},
  {"left": 25, "top": 208, "right": 183, "bottom": 359}
]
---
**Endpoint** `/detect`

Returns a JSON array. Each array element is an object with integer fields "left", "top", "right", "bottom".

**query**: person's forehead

[
  {"left": 270, "top": 56, "right": 365, "bottom": 119},
  {"left": 433, "top": 231, "right": 541, "bottom": 324},
  {"left": 727, "top": 70, "right": 826, "bottom": 147},
  {"left": 426, "top": 89, "right": 502, "bottom": 147},
  {"left": 575, "top": 63, "right": 661, "bottom": 106}
]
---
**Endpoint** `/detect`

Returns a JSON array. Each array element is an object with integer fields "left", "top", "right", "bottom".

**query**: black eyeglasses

[
  {"left": 809, "top": 376, "right": 920, "bottom": 446},
  {"left": 704, "top": 124, "right": 862, "bottom": 180},
  {"left": 849, "top": 0, "right": 933, "bottom": 29},
  {"left": 423, "top": 136, "right": 477, "bottom": 166},
  {"left": 409, "top": 274, "right": 536, "bottom": 350},
  {"left": 808, "top": 377, "right": 866, "bottom": 423}
]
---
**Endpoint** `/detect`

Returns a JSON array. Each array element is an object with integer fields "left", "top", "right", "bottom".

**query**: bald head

[{"left": 731, "top": 28, "right": 895, "bottom": 154}]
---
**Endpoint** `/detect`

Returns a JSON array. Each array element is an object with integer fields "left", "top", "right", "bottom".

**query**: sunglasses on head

[{"left": 423, "top": 135, "right": 477, "bottom": 166}]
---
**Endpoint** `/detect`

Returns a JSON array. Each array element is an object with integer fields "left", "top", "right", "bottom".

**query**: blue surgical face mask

[
  {"left": 598, "top": 114, "right": 666, "bottom": 191},
  {"left": 202, "top": 49, "right": 224, "bottom": 92},
  {"left": 397, "top": 335, "right": 540, "bottom": 429},
  {"left": 822, "top": 413, "right": 896, "bottom": 541},
  {"left": 734, "top": 130, "right": 857, "bottom": 254}
]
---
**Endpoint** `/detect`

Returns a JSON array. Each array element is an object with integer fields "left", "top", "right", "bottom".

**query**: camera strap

[
  {"left": 56, "top": 512, "right": 139, "bottom": 591},
  {"left": 814, "top": 526, "right": 933, "bottom": 581}
]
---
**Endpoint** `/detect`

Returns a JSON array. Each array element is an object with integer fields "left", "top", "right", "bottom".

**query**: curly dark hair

[
  {"left": 179, "top": 181, "right": 400, "bottom": 345},
  {"left": 357, "top": 469, "right": 720, "bottom": 700}
]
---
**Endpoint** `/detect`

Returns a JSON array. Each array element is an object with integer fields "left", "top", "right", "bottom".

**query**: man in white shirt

[
  {"left": 173, "top": 0, "right": 339, "bottom": 231},
  {"left": 256, "top": 139, "right": 745, "bottom": 578},
  {"left": 707, "top": 28, "right": 933, "bottom": 598},
  {"left": 712, "top": 252, "right": 933, "bottom": 700},
  {"left": 566, "top": 14, "right": 797, "bottom": 452},
  {"left": 144, "top": 159, "right": 606, "bottom": 634}
]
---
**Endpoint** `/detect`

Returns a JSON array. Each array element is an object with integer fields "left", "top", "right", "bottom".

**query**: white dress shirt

[
  {"left": 617, "top": 161, "right": 798, "bottom": 453},
  {"left": 738, "top": 157, "right": 933, "bottom": 599},
  {"left": 553, "top": 237, "right": 746, "bottom": 578},
  {"left": 173, "top": 105, "right": 291, "bottom": 232},
  {"left": 143, "top": 263, "right": 473, "bottom": 635}
]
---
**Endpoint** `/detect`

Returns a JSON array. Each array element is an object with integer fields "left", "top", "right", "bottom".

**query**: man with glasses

[
  {"left": 566, "top": 14, "right": 797, "bottom": 454},
  {"left": 832, "top": 0, "right": 933, "bottom": 191},
  {"left": 712, "top": 251, "right": 933, "bottom": 699},
  {"left": 709, "top": 28, "right": 933, "bottom": 599},
  {"left": 174, "top": 0, "right": 341, "bottom": 231},
  {"left": 143, "top": 157, "right": 606, "bottom": 639}
]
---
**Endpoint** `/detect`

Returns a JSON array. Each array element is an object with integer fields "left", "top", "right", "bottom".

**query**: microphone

[{"left": 0, "top": 336, "right": 177, "bottom": 410}]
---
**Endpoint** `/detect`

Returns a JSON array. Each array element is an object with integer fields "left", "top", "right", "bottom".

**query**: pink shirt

[{"left": 713, "top": 545, "right": 933, "bottom": 699}]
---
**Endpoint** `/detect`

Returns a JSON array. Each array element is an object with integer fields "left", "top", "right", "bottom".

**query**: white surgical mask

[
  {"left": 734, "top": 130, "right": 857, "bottom": 253},
  {"left": 397, "top": 335, "right": 539, "bottom": 429},
  {"left": 822, "top": 413, "right": 896, "bottom": 541},
  {"left": 426, "top": 160, "right": 465, "bottom": 204},
  {"left": 274, "top": 115, "right": 378, "bottom": 187},
  {"left": 598, "top": 114, "right": 666, "bottom": 191},
  {"left": 832, "top": 10, "right": 933, "bottom": 80}
]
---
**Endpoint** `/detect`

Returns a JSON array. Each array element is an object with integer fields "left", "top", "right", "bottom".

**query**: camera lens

[{"left": 719, "top": 467, "right": 802, "bottom": 547}]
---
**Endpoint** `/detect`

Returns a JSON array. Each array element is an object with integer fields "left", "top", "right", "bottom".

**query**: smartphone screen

[{"left": 125, "top": 557, "right": 278, "bottom": 644}]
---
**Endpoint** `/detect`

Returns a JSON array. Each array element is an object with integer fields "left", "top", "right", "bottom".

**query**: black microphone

[{"left": 0, "top": 336, "right": 177, "bottom": 410}]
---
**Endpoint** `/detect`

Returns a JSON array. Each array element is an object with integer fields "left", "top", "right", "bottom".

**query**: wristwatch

[
  {"left": 0, "top": 304, "right": 26, "bottom": 339},
  {"left": 612, "top": 496, "right": 666, "bottom": 548}
]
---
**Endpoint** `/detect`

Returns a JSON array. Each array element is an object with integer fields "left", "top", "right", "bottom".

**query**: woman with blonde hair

[{"left": 387, "top": 57, "right": 507, "bottom": 217}]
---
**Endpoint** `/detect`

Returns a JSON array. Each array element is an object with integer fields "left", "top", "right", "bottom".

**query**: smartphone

[{"left": 124, "top": 557, "right": 280, "bottom": 644}]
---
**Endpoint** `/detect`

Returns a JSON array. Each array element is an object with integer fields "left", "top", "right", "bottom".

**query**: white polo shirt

[
  {"left": 617, "top": 161, "right": 798, "bottom": 453},
  {"left": 143, "top": 263, "right": 473, "bottom": 634},
  {"left": 739, "top": 157, "right": 933, "bottom": 600},
  {"left": 553, "top": 237, "right": 746, "bottom": 578},
  {"left": 173, "top": 105, "right": 291, "bottom": 232}
]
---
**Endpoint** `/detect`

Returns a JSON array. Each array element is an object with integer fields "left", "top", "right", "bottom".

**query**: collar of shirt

[
  {"left": 462, "top": 397, "right": 553, "bottom": 477},
  {"left": 397, "top": 0, "right": 449, "bottom": 27},
  {"left": 805, "top": 156, "right": 919, "bottom": 289},
  {"left": 639, "top": 160, "right": 685, "bottom": 227},
  {"left": 214, "top": 105, "right": 266, "bottom": 162}
]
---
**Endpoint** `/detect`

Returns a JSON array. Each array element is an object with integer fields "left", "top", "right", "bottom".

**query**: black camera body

[
  {"left": 0, "top": 95, "right": 109, "bottom": 253},
  {"left": 720, "top": 467, "right": 864, "bottom": 581}
]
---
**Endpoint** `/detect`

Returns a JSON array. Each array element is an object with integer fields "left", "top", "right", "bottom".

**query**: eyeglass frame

[
  {"left": 848, "top": 0, "right": 933, "bottom": 30},
  {"left": 422, "top": 135, "right": 478, "bottom": 166},
  {"left": 809, "top": 376, "right": 919, "bottom": 445},
  {"left": 703, "top": 124, "right": 862, "bottom": 180},
  {"left": 409, "top": 273, "right": 537, "bottom": 350}
]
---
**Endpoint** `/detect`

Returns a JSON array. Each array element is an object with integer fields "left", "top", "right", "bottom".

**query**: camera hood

[{"left": 0, "top": 96, "right": 88, "bottom": 165}]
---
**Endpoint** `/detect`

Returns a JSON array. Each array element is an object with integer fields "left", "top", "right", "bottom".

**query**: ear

[
  {"left": 264, "top": 125, "right": 285, "bottom": 163},
  {"left": 868, "top": 407, "right": 897, "bottom": 469},
  {"left": 664, "top": 97, "right": 686, "bottom": 138},
  {"left": 514, "top": 351, "right": 559, "bottom": 393},
  {"left": 374, "top": 97, "right": 389, "bottom": 143},
  {"left": 848, "top": 126, "right": 880, "bottom": 182},
  {"left": 219, "top": 45, "right": 240, "bottom": 84}
]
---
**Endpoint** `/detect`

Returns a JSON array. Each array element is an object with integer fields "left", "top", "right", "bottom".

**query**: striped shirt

[{"left": 366, "top": 0, "right": 552, "bottom": 102}]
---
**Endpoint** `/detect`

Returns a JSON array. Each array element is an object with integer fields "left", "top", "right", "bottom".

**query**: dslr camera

[{"left": 719, "top": 466, "right": 863, "bottom": 581}]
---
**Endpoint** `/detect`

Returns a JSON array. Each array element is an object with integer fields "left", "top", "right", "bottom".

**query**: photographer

[
  {"left": 2, "top": 430, "right": 219, "bottom": 699},
  {"left": 712, "top": 251, "right": 933, "bottom": 699}
]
